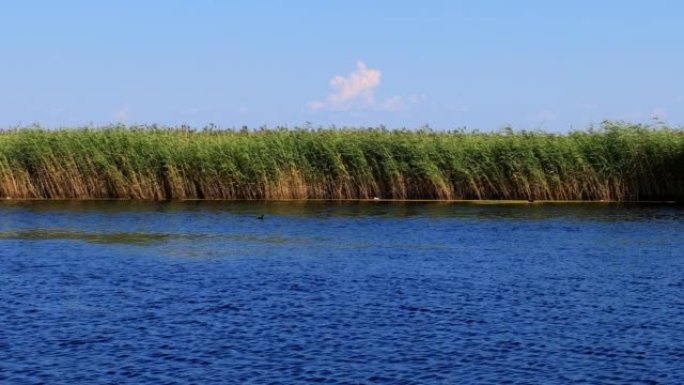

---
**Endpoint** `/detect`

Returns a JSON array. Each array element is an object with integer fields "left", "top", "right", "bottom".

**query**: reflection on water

[
  {"left": 1, "top": 199, "right": 682, "bottom": 219},
  {"left": 0, "top": 229, "right": 315, "bottom": 247},
  {"left": 1, "top": 201, "right": 684, "bottom": 384},
  {"left": 0, "top": 229, "right": 174, "bottom": 245}
]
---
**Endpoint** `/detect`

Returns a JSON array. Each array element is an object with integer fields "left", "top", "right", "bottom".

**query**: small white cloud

[
  {"left": 329, "top": 61, "right": 381, "bottom": 107},
  {"left": 308, "top": 61, "right": 381, "bottom": 110},
  {"left": 377, "top": 94, "right": 426, "bottom": 112},
  {"left": 378, "top": 96, "right": 405, "bottom": 111},
  {"left": 308, "top": 62, "right": 424, "bottom": 112},
  {"left": 306, "top": 101, "right": 325, "bottom": 111}
]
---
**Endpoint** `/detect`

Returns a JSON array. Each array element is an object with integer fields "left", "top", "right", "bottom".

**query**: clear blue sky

[{"left": 1, "top": 1, "right": 682, "bottom": 131}]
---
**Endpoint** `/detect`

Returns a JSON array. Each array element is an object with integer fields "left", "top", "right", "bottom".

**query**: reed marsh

[{"left": 0, "top": 122, "right": 682, "bottom": 201}]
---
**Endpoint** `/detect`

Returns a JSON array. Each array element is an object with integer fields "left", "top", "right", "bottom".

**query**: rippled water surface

[{"left": 2, "top": 201, "right": 684, "bottom": 384}]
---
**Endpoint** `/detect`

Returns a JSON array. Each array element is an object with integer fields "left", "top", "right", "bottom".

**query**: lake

[{"left": 1, "top": 201, "right": 683, "bottom": 384}]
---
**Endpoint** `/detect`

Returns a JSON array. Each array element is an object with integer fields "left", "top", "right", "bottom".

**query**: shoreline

[{"left": 0, "top": 198, "right": 679, "bottom": 204}]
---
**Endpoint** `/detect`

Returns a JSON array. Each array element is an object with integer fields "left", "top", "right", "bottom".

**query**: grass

[{"left": 0, "top": 121, "right": 682, "bottom": 201}]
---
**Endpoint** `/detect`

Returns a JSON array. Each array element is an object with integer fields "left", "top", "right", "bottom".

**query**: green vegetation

[{"left": 0, "top": 122, "right": 682, "bottom": 201}]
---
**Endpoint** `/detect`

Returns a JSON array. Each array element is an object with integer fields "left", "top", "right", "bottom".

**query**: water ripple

[{"left": 1, "top": 202, "right": 683, "bottom": 384}]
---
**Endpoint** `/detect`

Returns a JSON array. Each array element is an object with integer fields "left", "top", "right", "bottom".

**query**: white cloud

[
  {"left": 329, "top": 61, "right": 380, "bottom": 106},
  {"left": 378, "top": 94, "right": 429, "bottom": 112},
  {"left": 308, "top": 62, "right": 425, "bottom": 112},
  {"left": 306, "top": 101, "right": 326, "bottom": 111},
  {"left": 308, "top": 61, "right": 381, "bottom": 110},
  {"left": 378, "top": 95, "right": 404, "bottom": 111}
]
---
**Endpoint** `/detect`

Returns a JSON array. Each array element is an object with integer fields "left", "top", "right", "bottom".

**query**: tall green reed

[{"left": 0, "top": 122, "right": 681, "bottom": 201}]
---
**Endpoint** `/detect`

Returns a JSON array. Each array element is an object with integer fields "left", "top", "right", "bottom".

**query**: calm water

[{"left": 1, "top": 201, "right": 684, "bottom": 384}]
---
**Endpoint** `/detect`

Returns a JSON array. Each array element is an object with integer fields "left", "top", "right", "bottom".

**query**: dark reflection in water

[{"left": 1, "top": 201, "right": 684, "bottom": 384}]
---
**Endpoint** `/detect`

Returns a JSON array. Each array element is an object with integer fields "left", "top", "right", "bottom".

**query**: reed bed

[{"left": 0, "top": 122, "right": 682, "bottom": 201}]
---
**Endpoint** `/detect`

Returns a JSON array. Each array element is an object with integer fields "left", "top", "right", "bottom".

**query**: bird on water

[{"left": 256, "top": 214, "right": 264, "bottom": 220}]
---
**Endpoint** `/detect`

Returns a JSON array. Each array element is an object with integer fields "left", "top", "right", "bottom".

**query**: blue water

[{"left": 1, "top": 201, "right": 684, "bottom": 384}]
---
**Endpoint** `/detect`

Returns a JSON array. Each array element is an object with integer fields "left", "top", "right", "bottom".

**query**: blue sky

[{"left": 1, "top": 1, "right": 682, "bottom": 131}]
